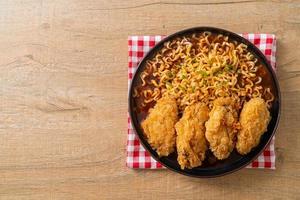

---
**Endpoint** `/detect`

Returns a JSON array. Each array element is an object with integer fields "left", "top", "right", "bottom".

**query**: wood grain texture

[{"left": 0, "top": 0, "right": 299, "bottom": 199}]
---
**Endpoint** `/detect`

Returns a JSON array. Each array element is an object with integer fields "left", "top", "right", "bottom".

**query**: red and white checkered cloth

[{"left": 127, "top": 34, "right": 276, "bottom": 169}]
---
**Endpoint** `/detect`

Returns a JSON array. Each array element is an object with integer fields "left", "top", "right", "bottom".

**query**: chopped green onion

[
  {"left": 225, "top": 64, "right": 234, "bottom": 72},
  {"left": 166, "top": 71, "right": 173, "bottom": 78},
  {"left": 192, "top": 86, "right": 196, "bottom": 92},
  {"left": 197, "top": 70, "right": 208, "bottom": 77},
  {"left": 166, "top": 82, "right": 172, "bottom": 89},
  {"left": 178, "top": 85, "right": 186, "bottom": 91}
]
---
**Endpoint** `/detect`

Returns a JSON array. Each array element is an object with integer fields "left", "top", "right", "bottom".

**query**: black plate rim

[{"left": 128, "top": 26, "right": 281, "bottom": 178}]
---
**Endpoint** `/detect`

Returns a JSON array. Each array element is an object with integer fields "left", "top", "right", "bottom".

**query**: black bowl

[{"left": 128, "top": 27, "right": 281, "bottom": 178}]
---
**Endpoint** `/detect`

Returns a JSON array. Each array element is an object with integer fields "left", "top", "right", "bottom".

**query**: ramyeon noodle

[{"left": 134, "top": 32, "right": 274, "bottom": 112}]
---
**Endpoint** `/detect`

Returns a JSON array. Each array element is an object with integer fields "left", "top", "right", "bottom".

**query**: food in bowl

[{"left": 133, "top": 31, "right": 274, "bottom": 170}]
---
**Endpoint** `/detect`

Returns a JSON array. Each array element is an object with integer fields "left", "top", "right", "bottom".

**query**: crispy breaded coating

[
  {"left": 175, "top": 103, "right": 209, "bottom": 169},
  {"left": 205, "top": 97, "right": 238, "bottom": 160},
  {"left": 237, "top": 98, "right": 271, "bottom": 155},
  {"left": 141, "top": 96, "right": 178, "bottom": 157}
]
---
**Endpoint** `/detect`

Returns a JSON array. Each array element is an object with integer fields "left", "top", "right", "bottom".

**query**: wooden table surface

[{"left": 0, "top": 0, "right": 299, "bottom": 199}]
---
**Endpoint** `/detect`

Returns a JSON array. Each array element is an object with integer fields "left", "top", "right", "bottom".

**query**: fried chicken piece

[
  {"left": 175, "top": 103, "right": 209, "bottom": 169},
  {"left": 205, "top": 97, "right": 238, "bottom": 160},
  {"left": 141, "top": 96, "right": 178, "bottom": 157},
  {"left": 236, "top": 98, "right": 271, "bottom": 155}
]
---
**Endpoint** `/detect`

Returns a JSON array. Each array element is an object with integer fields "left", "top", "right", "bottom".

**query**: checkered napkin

[{"left": 127, "top": 34, "right": 276, "bottom": 169}]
